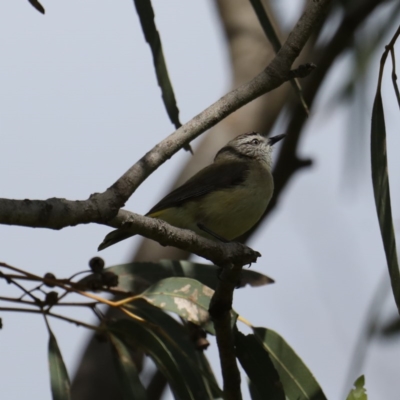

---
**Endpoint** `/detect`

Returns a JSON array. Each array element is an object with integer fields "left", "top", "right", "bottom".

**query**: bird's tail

[{"left": 97, "top": 229, "right": 136, "bottom": 251}]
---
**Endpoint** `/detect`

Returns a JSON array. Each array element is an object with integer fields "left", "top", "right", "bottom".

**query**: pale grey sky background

[{"left": 1, "top": 1, "right": 399, "bottom": 399}]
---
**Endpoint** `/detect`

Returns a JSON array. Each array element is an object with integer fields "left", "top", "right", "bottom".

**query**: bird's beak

[{"left": 268, "top": 133, "right": 286, "bottom": 146}]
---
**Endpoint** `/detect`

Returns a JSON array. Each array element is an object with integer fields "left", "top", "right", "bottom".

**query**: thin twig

[
  {"left": 0, "top": 296, "right": 38, "bottom": 306},
  {"left": 0, "top": 261, "right": 41, "bottom": 278},
  {"left": 2, "top": 272, "right": 133, "bottom": 297},
  {"left": 377, "top": 25, "right": 400, "bottom": 88},
  {"left": 47, "top": 301, "right": 98, "bottom": 307},
  {"left": 389, "top": 47, "right": 400, "bottom": 109},
  {"left": 0, "top": 271, "right": 42, "bottom": 304},
  {"left": 0, "top": 307, "right": 100, "bottom": 330}
]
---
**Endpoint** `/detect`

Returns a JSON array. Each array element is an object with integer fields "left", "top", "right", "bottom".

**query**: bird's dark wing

[{"left": 147, "top": 161, "right": 250, "bottom": 215}]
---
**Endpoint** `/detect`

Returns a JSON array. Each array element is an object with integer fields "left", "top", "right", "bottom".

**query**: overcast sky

[{"left": 1, "top": 1, "right": 400, "bottom": 399}]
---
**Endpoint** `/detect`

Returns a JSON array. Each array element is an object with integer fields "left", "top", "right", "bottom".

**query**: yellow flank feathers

[{"left": 147, "top": 210, "right": 167, "bottom": 219}]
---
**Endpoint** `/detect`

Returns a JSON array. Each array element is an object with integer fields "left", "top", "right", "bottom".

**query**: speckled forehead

[{"left": 235, "top": 132, "right": 265, "bottom": 142}]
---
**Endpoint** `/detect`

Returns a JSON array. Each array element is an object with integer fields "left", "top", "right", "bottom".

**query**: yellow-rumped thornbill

[{"left": 98, "top": 132, "right": 285, "bottom": 251}]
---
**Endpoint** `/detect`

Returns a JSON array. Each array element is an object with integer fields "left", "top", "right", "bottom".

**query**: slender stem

[
  {"left": 49, "top": 301, "right": 98, "bottom": 307},
  {"left": 237, "top": 315, "right": 252, "bottom": 328},
  {"left": 0, "top": 296, "right": 37, "bottom": 305},
  {"left": 120, "top": 307, "right": 146, "bottom": 323},
  {"left": 389, "top": 47, "right": 400, "bottom": 110},
  {"left": 68, "top": 270, "right": 92, "bottom": 281},
  {"left": 377, "top": 25, "right": 400, "bottom": 89},
  {"left": 73, "top": 290, "right": 146, "bottom": 324},
  {"left": 0, "top": 262, "right": 42, "bottom": 279},
  {"left": 0, "top": 272, "right": 41, "bottom": 304},
  {"left": 0, "top": 307, "right": 100, "bottom": 330}
]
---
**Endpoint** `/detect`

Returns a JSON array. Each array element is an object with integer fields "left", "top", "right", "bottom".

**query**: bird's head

[{"left": 214, "top": 132, "right": 285, "bottom": 169}]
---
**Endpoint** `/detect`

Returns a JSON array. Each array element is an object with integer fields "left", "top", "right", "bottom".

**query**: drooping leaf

[
  {"left": 346, "top": 376, "right": 367, "bottom": 400},
  {"left": 107, "top": 317, "right": 213, "bottom": 400},
  {"left": 132, "top": 0, "right": 191, "bottom": 152},
  {"left": 126, "top": 300, "right": 222, "bottom": 397},
  {"left": 248, "top": 0, "right": 309, "bottom": 114},
  {"left": 48, "top": 331, "right": 71, "bottom": 400},
  {"left": 252, "top": 327, "right": 327, "bottom": 400},
  {"left": 28, "top": 0, "right": 45, "bottom": 14},
  {"left": 248, "top": 0, "right": 281, "bottom": 52},
  {"left": 109, "top": 333, "right": 147, "bottom": 400},
  {"left": 78, "top": 259, "right": 273, "bottom": 293},
  {"left": 235, "top": 330, "right": 285, "bottom": 400},
  {"left": 195, "top": 351, "right": 223, "bottom": 399},
  {"left": 371, "top": 80, "right": 400, "bottom": 313}
]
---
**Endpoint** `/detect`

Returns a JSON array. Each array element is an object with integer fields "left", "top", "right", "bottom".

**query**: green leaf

[
  {"left": 132, "top": 0, "right": 182, "bottom": 131},
  {"left": 235, "top": 331, "right": 285, "bottom": 400},
  {"left": 109, "top": 333, "right": 147, "bottom": 400},
  {"left": 48, "top": 331, "right": 71, "bottom": 400},
  {"left": 371, "top": 85, "right": 400, "bottom": 312},
  {"left": 127, "top": 300, "right": 222, "bottom": 397},
  {"left": 194, "top": 351, "right": 223, "bottom": 399},
  {"left": 78, "top": 259, "right": 273, "bottom": 293},
  {"left": 252, "top": 327, "right": 327, "bottom": 400},
  {"left": 248, "top": 0, "right": 281, "bottom": 52},
  {"left": 107, "top": 317, "right": 214, "bottom": 400},
  {"left": 139, "top": 277, "right": 212, "bottom": 325},
  {"left": 136, "top": 277, "right": 238, "bottom": 334},
  {"left": 28, "top": 0, "right": 45, "bottom": 14},
  {"left": 248, "top": 0, "right": 309, "bottom": 113},
  {"left": 346, "top": 376, "right": 367, "bottom": 400}
]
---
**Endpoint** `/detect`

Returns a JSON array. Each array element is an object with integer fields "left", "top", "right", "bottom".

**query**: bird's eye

[{"left": 251, "top": 138, "right": 260, "bottom": 145}]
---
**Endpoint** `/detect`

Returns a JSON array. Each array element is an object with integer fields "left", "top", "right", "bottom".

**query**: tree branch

[{"left": 103, "top": 210, "right": 261, "bottom": 267}]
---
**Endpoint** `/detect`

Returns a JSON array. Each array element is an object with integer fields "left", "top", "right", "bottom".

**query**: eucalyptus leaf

[
  {"left": 126, "top": 300, "right": 222, "bottom": 397},
  {"left": 235, "top": 330, "right": 285, "bottom": 400},
  {"left": 109, "top": 333, "right": 147, "bottom": 400},
  {"left": 139, "top": 277, "right": 212, "bottom": 325},
  {"left": 371, "top": 80, "right": 400, "bottom": 312},
  {"left": 132, "top": 0, "right": 189, "bottom": 154},
  {"left": 195, "top": 351, "right": 223, "bottom": 399},
  {"left": 107, "top": 318, "right": 213, "bottom": 399},
  {"left": 48, "top": 331, "right": 71, "bottom": 400},
  {"left": 136, "top": 277, "right": 237, "bottom": 334},
  {"left": 28, "top": 0, "right": 45, "bottom": 14},
  {"left": 252, "top": 327, "right": 327, "bottom": 400},
  {"left": 249, "top": 0, "right": 308, "bottom": 113}
]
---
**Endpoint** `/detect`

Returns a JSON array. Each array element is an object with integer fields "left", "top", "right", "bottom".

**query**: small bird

[{"left": 98, "top": 132, "right": 285, "bottom": 251}]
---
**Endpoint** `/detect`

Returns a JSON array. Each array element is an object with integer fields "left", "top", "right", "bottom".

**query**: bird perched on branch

[{"left": 98, "top": 132, "right": 285, "bottom": 251}]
